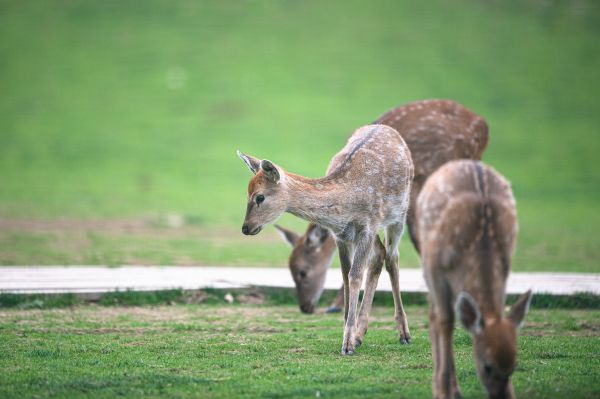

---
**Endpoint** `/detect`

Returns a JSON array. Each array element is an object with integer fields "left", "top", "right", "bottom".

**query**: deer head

[
  {"left": 238, "top": 151, "right": 288, "bottom": 236},
  {"left": 456, "top": 290, "right": 533, "bottom": 399},
  {"left": 274, "top": 224, "right": 335, "bottom": 313}
]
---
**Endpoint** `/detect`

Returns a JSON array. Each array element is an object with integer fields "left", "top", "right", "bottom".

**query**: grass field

[
  {"left": 0, "top": 302, "right": 598, "bottom": 398},
  {"left": 1, "top": 0, "right": 599, "bottom": 271}
]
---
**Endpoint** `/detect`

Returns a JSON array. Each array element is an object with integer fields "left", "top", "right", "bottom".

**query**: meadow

[
  {"left": 0, "top": 300, "right": 598, "bottom": 398},
  {"left": 1, "top": 0, "right": 599, "bottom": 271},
  {"left": 1, "top": 3, "right": 599, "bottom": 399}
]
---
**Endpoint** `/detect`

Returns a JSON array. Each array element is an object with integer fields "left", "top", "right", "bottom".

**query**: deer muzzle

[{"left": 241, "top": 224, "right": 262, "bottom": 235}]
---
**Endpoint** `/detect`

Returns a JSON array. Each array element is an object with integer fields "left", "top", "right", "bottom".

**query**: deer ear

[
  {"left": 508, "top": 290, "right": 532, "bottom": 329},
  {"left": 274, "top": 225, "right": 300, "bottom": 247},
  {"left": 237, "top": 150, "right": 260, "bottom": 174},
  {"left": 260, "top": 159, "right": 281, "bottom": 183},
  {"left": 456, "top": 292, "right": 483, "bottom": 334},
  {"left": 306, "top": 224, "right": 329, "bottom": 249}
]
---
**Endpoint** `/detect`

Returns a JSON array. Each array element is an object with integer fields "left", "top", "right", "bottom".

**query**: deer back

[
  {"left": 377, "top": 99, "right": 489, "bottom": 250},
  {"left": 318, "top": 124, "right": 413, "bottom": 234},
  {"left": 417, "top": 160, "right": 517, "bottom": 311}
]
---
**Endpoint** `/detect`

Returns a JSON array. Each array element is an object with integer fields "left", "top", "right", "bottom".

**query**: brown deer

[
  {"left": 238, "top": 124, "right": 413, "bottom": 354},
  {"left": 275, "top": 99, "right": 489, "bottom": 314},
  {"left": 274, "top": 223, "right": 337, "bottom": 314},
  {"left": 417, "top": 159, "right": 532, "bottom": 399}
]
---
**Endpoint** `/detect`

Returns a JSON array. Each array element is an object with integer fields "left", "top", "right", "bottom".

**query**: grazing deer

[
  {"left": 238, "top": 124, "right": 413, "bottom": 354},
  {"left": 274, "top": 223, "right": 337, "bottom": 314},
  {"left": 417, "top": 159, "right": 532, "bottom": 399},
  {"left": 275, "top": 99, "right": 489, "bottom": 315}
]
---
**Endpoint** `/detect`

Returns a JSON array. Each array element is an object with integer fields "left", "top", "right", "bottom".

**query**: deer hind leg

[
  {"left": 406, "top": 202, "right": 421, "bottom": 255},
  {"left": 355, "top": 236, "right": 386, "bottom": 347},
  {"left": 340, "top": 232, "right": 373, "bottom": 355},
  {"left": 384, "top": 222, "right": 411, "bottom": 344}
]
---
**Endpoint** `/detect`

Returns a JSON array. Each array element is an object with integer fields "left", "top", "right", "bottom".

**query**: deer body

[
  {"left": 417, "top": 160, "right": 531, "bottom": 399},
  {"left": 290, "top": 124, "right": 413, "bottom": 236},
  {"left": 276, "top": 99, "right": 489, "bottom": 317},
  {"left": 377, "top": 100, "right": 488, "bottom": 250},
  {"left": 238, "top": 124, "right": 413, "bottom": 354}
]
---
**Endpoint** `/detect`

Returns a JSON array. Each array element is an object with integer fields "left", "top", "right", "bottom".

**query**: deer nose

[
  {"left": 300, "top": 303, "right": 315, "bottom": 314},
  {"left": 242, "top": 224, "right": 250, "bottom": 235}
]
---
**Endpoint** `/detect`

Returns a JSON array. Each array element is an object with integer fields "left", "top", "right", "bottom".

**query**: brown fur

[
  {"left": 247, "top": 171, "right": 265, "bottom": 196},
  {"left": 417, "top": 160, "right": 531, "bottom": 399},
  {"left": 275, "top": 224, "right": 337, "bottom": 314},
  {"left": 276, "top": 99, "right": 488, "bottom": 319},
  {"left": 238, "top": 124, "right": 413, "bottom": 355}
]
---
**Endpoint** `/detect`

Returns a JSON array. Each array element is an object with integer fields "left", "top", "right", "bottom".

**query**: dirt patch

[
  {"left": 0, "top": 218, "right": 153, "bottom": 234},
  {"left": 246, "top": 326, "right": 285, "bottom": 333},
  {"left": 182, "top": 291, "right": 208, "bottom": 304},
  {"left": 0, "top": 306, "right": 193, "bottom": 325},
  {"left": 0, "top": 217, "right": 287, "bottom": 265},
  {"left": 0, "top": 217, "right": 284, "bottom": 243},
  {"left": 81, "top": 306, "right": 198, "bottom": 323},
  {"left": 0, "top": 305, "right": 297, "bottom": 329},
  {"left": 237, "top": 292, "right": 266, "bottom": 305},
  {"left": 578, "top": 321, "right": 599, "bottom": 332},
  {"left": 23, "top": 326, "right": 171, "bottom": 335},
  {"left": 523, "top": 318, "right": 600, "bottom": 337}
]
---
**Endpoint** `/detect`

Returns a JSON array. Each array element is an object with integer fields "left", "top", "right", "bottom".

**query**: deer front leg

[
  {"left": 340, "top": 232, "right": 373, "bottom": 355},
  {"left": 429, "top": 302, "right": 441, "bottom": 399},
  {"left": 505, "top": 380, "right": 516, "bottom": 399},
  {"left": 435, "top": 308, "right": 460, "bottom": 399},
  {"left": 355, "top": 236, "right": 385, "bottom": 347}
]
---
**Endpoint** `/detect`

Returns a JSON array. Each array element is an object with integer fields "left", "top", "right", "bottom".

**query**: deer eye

[
  {"left": 299, "top": 270, "right": 307, "bottom": 278},
  {"left": 256, "top": 194, "right": 265, "bottom": 205},
  {"left": 484, "top": 364, "right": 492, "bottom": 376}
]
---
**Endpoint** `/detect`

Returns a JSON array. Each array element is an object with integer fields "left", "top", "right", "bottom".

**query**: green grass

[
  {"left": 0, "top": 303, "right": 598, "bottom": 398},
  {"left": 2, "top": 288, "right": 600, "bottom": 310},
  {"left": 0, "top": 0, "right": 599, "bottom": 271}
]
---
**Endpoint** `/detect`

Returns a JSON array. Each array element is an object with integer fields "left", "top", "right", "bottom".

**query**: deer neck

[{"left": 284, "top": 173, "right": 347, "bottom": 231}]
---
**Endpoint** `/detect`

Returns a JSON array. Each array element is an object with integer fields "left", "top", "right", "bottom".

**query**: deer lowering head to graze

[
  {"left": 274, "top": 223, "right": 336, "bottom": 314},
  {"left": 417, "top": 160, "right": 532, "bottom": 399},
  {"left": 275, "top": 99, "right": 489, "bottom": 314},
  {"left": 238, "top": 124, "right": 413, "bottom": 354}
]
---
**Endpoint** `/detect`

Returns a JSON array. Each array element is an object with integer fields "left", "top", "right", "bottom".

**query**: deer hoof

[
  {"left": 341, "top": 347, "right": 354, "bottom": 355},
  {"left": 354, "top": 337, "right": 363, "bottom": 348},
  {"left": 341, "top": 341, "right": 355, "bottom": 355},
  {"left": 400, "top": 336, "right": 411, "bottom": 345},
  {"left": 325, "top": 306, "right": 341, "bottom": 313}
]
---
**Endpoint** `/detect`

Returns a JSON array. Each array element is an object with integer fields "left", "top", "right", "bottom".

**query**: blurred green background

[{"left": 1, "top": 0, "right": 598, "bottom": 271}]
